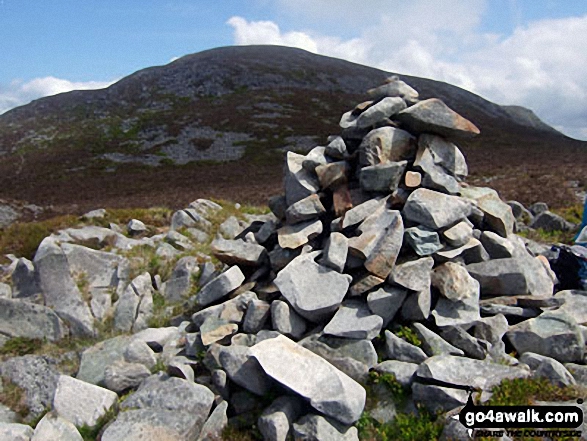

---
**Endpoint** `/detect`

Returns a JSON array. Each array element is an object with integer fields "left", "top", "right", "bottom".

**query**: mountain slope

[{"left": 0, "top": 45, "right": 585, "bottom": 213}]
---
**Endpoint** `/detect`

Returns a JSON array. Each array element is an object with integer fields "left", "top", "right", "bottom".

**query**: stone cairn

[{"left": 1, "top": 78, "right": 585, "bottom": 440}]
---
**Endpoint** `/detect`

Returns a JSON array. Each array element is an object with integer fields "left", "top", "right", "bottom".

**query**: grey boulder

[
  {"left": 250, "top": 335, "right": 366, "bottom": 425},
  {"left": 274, "top": 252, "right": 352, "bottom": 322}
]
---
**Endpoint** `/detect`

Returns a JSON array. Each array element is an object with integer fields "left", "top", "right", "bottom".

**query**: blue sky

[{"left": 1, "top": 1, "right": 587, "bottom": 139}]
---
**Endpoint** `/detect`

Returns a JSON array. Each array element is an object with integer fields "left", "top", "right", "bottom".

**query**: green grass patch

[
  {"left": 357, "top": 408, "right": 443, "bottom": 441},
  {"left": 517, "top": 228, "right": 576, "bottom": 245},
  {"left": 78, "top": 405, "right": 118, "bottom": 441},
  {"left": 0, "top": 337, "right": 43, "bottom": 357},
  {"left": 395, "top": 326, "right": 422, "bottom": 347},
  {"left": 0, "top": 215, "right": 80, "bottom": 259},
  {"left": 0, "top": 378, "right": 29, "bottom": 419},
  {"left": 486, "top": 377, "right": 583, "bottom": 406}
]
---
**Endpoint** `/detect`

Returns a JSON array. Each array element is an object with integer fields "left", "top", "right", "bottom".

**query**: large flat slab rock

[
  {"left": 323, "top": 301, "right": 383, "bottom": 340},
  {"left": 196, "top": 266, "right": 245, "bottom": 306},
  {"left": 402, "top": 188, "right": 471, "bottom": 230},
  {"left": 416, "top": 355, "right": 530, "bottom": 391},
  {"left": 506, "top": 311, "right": 585, "bottom": 363},
  {"left": 77, "top": 335, "right": 132, "bottom": 386},
  {"left": 249, "top": 335, "right": 366, "bottom": 425},
  {"left": 101, "top": 408, "right": 202, "bottom": 441},
  {"left": 211, "top": 237, "right": 267, "bottom": 266},
  {"left": 467, "top": 256, "right": 554, "bottom": 297},
  {"left": 53, "top": 375, "right": 118, "bottom": 428},
  {"left": 394, "top": 98, "right": 480, "bottom": 139},
  {"left": 274, "top": 252, "right": 352, "bottom": 323},
  {"left": 0, "top": 298, "right": 67, "bottom": 341}
]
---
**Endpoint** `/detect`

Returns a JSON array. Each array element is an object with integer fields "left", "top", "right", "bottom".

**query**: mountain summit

[{"left": 0, "top": 45, "right": 584, "bottom": 212}]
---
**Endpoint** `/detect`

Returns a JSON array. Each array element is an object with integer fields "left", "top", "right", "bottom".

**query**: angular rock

[
  {"left": 467, "top": 257, "right": 553, "bottom": 297},
  {"left": 218, "top": 345, "right": 272, "bottom": 396},
  {"left": 200, "top": 317, "right": 238, "bottom": 346},
  {"left": 354, "top": 96, "right": 406, "bottom": 128},
  {"left": 11, "top": 257, "right": 40, "bottom": 299},
  {"left": 258, "top": 396, "right": 303, "bottom": 441},
  {"left": 412, "top": 323, "right": 464, "bottom": 356},
  {"left": 394, "top": 98, "right": 480, "bottom": 139},
  {"left": 211, "top": 237, "right": 267, "bottom": 266},
  {"left": 439, "top": 327, "right": 486, "bottom": 360},
  {"left": 348, "top": 274, "right": 385, "bottom": 297},
  {"left": 293, "top": 414, "right": 359, "bottom": 441},
  {"left": 53, "top": 375, "right": 118, "bottom": 428},
  {"left": 101, "top": 408, "right": 203, "bottom": 441},
  {"left": 299, "top": 334, "right": 378, "bottom": 370},
  {"left": 34, "top": 238, "right": 94, "bottom": 337},
  {"left": 250, "top": 335, "right": 366, "bottom": 425},
  {"left": 315, "top": 162, "right": 348, "bottom": 189},
  {"left": 77, "top": 335, "right": 131, "bottom": 386},
  {"left": 405, "top": 170, "right": 422, "bottom": 188},
  {"left": 114, "top": 273, "right": 153, "bottom": 332},
  {"left": 277, "top": 219, "right": 323, "bottom": 249},
  {"left": 358, "top": 127, "right": 416, "bottom": 167},
  {"left": 197, "top": 266, "right": 245, "bottom": 306},
  {"left": 285, "top": 194, "right": 326, "bottom": 225},
  {"left": 323, "top": 301, "right": 383, "bottom": 340},
  {"left": 363, "top": 211, "right": 404, "bottom": 279},
  {"left": 477, "top": 195, "right": 515, "bottom": 237},
  {"left": 192, "top": 291, "right": 257, "bottom": 328},
  {"left": 284, "top": 151, "right": 320, "bottom": 206},
  {"left": 375, "top": 360, "right": 419, "bottom": 388},
  {"left": 416, "top": 355, "right": 529, "bottom": 391},
  {"left": 473, "top": 314, "right": 509, "bottom": 344},
  {"left": 412, "top": 383, "right": 468, "bottom": 414},
  {"left": 443, "top": 221, "right": 473, "bottom": 247},
  {"left": 400, "top": 288, "right": 431, "bottom": 321},
  {"left": 368, "top": 77, "right": 419, "bottom": 102},
  {"left": 197, "top": 400, "right": 228, "bottom": 441},
  {"left": 31, "top": 412, "right": 82, "bottom": 441},
  {"left": 506, "top": 311, "right": 585, "bottom": 362},
  {"left": 325, "top": 136, "right": 348, "bottom": 159},
  {"left": 480, "top": 231, "right": 515, "bottom": 259},
  {"left": 121, "top": 374, "right": 214, "bottom": 423},
  {"left": 104, "top": 360, "right": 151, "bottom": 393},
  {"left": 417, "top": 134, "right": 468, "bottom": 179},
  {"left": 127, "top": 219, "right": 147, "bottom": 235},
  {"left": 0, "top": 298, "right": 67, "bottom": 341},
  {"left": 431, "top": 262, "right": 478, "bottom": 301},
  {"left": 218, "top": 216, "right": 244, "bottom": 239},
  {"left": 320, "top": 232, "right": 348, "bottom": 273},
  {"left": 554, "top": 290, "right": 587, "bottom": 324},
  {"left": 383, "top": 330, "right": 427, "bottom": 363},
  {"left": 243, "top": 299, "right": 271, "bottom": 334},
  {"left": 389, "top": 257, "right": 433, "bottom": 292},
  {"left": 531, "top": 211, "right": 574, "bottom": 232},
  {"left": 341, "top": 198, "right": 384, "bottom": 229},
  {"left": 404, "top": 226, "right": 442, "bottom": 256},
  {"left": 367, "top": 285, "right": 407, "bottom": 327},
  {"left": 271, "top": 300, "right": 307, "bottom": 340},
  {"left": 124, "top": 339, "right": 157, "bottom": 370},
  {"left": 274, "top": 252, "right": 352, "bottom": 322},
  {"left": 403, "top": 188, "right": 471, "bottom": 230},
  {"left": 360, "top": 161, "right": 407, "bottom": 193},
  {"left": 519, "top": 353, "right": 575, "bottom": 387}
]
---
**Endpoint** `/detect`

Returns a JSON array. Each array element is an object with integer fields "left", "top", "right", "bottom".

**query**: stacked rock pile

[{"left": 1, "top": 77, "right": 586, "bottom": 440}]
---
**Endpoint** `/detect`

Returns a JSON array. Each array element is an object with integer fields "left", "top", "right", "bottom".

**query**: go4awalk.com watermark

[{"left": 457, "top": 392, "right": 584, "bottom": 439}]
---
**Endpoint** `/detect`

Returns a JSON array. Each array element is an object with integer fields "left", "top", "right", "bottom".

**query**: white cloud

[
  {"left": 0, "top": 76, "right": 114, "bottom": 115},
  {"left": 228, "top": 7, "right": 587, "bottom": 140}
]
